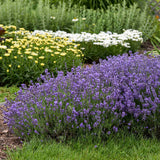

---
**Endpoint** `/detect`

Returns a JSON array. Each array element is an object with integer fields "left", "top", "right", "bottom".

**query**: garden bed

[
  {"left": 0, "top": 40, "right": 159, "bottom": 159},
  {"left": 0, "top": 104, "right": 21, "bottom": 160},
  {"left": 0, "top": 0, "right": 159, "bottom": 159}
]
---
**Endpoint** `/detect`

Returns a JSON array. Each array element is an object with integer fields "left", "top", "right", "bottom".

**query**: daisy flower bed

[
  {"left": 0, "top": 25, "right": 83, "bottom": 86},
  {"left": 32, "top": 29, "right": 143, "bottom": 63}
]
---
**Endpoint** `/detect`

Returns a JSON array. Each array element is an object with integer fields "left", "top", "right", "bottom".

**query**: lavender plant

[{"left": 3, "top": 53, "right": 160, "bottom": 141}]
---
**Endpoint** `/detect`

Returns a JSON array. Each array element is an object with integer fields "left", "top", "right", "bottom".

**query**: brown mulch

[
  {"left": 0, "top": 39, "right": 158, "bottom": 159},
  {"left": 138, "top": 39, "right": 157, "bottom": 54},
  {"left": 0, "top": 105, "right": 21, "bottom": 160}
]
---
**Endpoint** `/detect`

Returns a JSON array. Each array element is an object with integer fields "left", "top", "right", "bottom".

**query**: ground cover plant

[
  {"left": 0, "top": 25, "right": 83, "bottom": 86},
  {"left": 3, "top": 53, "right": 160, "bottom": 142}
]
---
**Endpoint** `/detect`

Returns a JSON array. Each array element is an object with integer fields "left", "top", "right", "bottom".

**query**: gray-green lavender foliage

[{"left": 3, "top": 53, "right": 160, "bottom": 141}]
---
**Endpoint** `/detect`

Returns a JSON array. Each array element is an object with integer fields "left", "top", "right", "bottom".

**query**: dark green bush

[{"left": 49, "top": 0, "right": 146, "bottom": 10}]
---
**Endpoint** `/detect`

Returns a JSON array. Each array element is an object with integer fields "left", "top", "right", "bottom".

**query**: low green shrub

[{"left": 145, "top": 35, "right": 160, "bottom": 57}]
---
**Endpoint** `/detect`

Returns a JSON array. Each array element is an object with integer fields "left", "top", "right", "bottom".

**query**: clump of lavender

[{"left": 3, "top": 53, "right": 160, "bottom": 140}]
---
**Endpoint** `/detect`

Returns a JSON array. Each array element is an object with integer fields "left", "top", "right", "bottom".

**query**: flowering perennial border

[
  {"left": 31, "top": 29, "right": 143, "bottom": 48},
  {"left": 3, "top": 53, "right": 160, "bottom": 140}
]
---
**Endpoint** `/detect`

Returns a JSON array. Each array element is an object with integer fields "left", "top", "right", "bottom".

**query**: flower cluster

[
  {"left": 32, "top": 29, "right": 143, "bottom": 48},
  {"left": 3, "top": 53, "right": 160, "bottom": 140},
  {"left": 0, "top": 25, "right": 83, "bottom": 86}
]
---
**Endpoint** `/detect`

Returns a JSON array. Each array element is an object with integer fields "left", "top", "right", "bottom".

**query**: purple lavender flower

[
  {"left": 80, "top": 123, "right": 85, "bottom": 128},
  {"left": 34, "top": 130, "right": 39, "bottom": 135},
  {"left": 113, "top": 126, "right": 118, "bottom": 132},
  {"left": 94, "top": 145, "right": 98, "bottom": 148},
  {"left": 3, "top": 53, "right": 160, "bottom": 140}
]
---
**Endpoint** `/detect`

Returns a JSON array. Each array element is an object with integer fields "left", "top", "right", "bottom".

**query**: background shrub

[
  {"left": 71, "top": 1, "right": 157, "bottom": 41},
  {"left": 3, "top": 53, "right": 160, "bottom": 141},
  {"left": 0, "top": 0, "right": 77, "bottom": 31},
  {"left": 147, "top": 0, "right": 160, "bottom": 17},
  {"left": 50, "top": 0, "right": 147, "bottom": 10},
  {"left": 0, "top": 0, "right": 157, "bottom": 41}
]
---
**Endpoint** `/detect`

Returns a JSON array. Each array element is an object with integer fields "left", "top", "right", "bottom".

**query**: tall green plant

[
  {"left": 0, "top": 0, "right": 157, "bottom": 41},
  {"left": 0, "top": 0, "right": 77, "bottom": 31},
  {"left": 71, "top": 1, "right": 156, "bottom": 41},
  {"left": 61, "top": 0, "right": 138, "bottom": 9}
]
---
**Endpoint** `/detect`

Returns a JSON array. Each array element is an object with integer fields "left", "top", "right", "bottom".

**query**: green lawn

[
  {"left": 6, "top": 134, "right": 160, "bottom": 160},
  {"left": 0, "top": 86, "right": 19, "bottom": 103}
]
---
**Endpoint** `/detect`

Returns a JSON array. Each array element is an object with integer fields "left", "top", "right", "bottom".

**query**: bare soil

[
  {"left": 138, "top": 39, "right": 158, "bottom": 54},
  {"left": 0, "top": 105, "right": 21, "bottom": 160},
  {"left": 0, "top": 39, "right": 158, "bottom": 159}
]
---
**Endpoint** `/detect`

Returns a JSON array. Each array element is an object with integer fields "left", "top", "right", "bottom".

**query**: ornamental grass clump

[
  {"left": 3, "top": 53, "right": 160, "bottom": 141},
  {"left": 0, "top": 25, "right": 83, "bottom": 86}
]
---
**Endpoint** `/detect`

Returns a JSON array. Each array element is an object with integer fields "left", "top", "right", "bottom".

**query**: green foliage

[
  {"left": 146, "top": 36, "right": 160, "bottom": 57},
  {"left": 0, "top": 86, "right": 19, "bottom": 102},
  {"left": 0, "top": 0, "right": 156, "bottom": 41},
  {"left": 51, "top": 0, "right": 143, "bottom": 10},
  {"left": 71, "top": 1, "right": 156, "bottom": 41},
  {"left": 0, "top": 25, "right": 83, "bottom": 86},
  {"left": 151, "top": 35, "right": 160, "bottom": 54},
  {"left": 78, "top": 41, "right": 140, "bottom": 63},
  {"left": 6, "top": 134, "right": 160, "bottom": 160},
  {"left": 0, "top": 0, "right": 77, "bottom": 31},
  {"left": 147, "top": 0, "right": 160, "bottom": 17},
  {"left": 143, "top": 17, "right": 160, "bottom": 57}
]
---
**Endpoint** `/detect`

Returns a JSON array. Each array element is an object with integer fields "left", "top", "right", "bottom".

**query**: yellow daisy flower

[
  {"left": 40, "top": 63, "right": 45, "bottom": 66},
  {"left": 4, "top": 53, "right": 10, "bottom": 57},
  {"left": 39, "top": 56, "right": 45, "bottom": 59},
  {"left": 60, "top": 52, "right": 66, "bottom": 56},
  {"left": 28, "top": 56, "right": 33, "bottom": 59}
]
